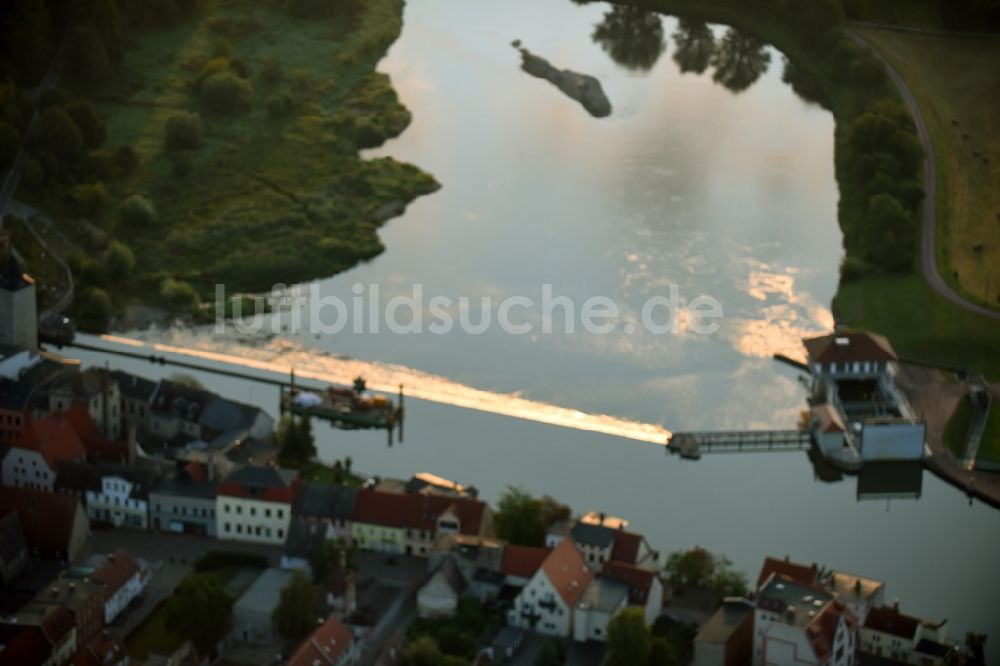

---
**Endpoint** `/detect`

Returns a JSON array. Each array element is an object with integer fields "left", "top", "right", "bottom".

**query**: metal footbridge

[{"left": 667, "top": 429, "right": 813, "bottom": 459}]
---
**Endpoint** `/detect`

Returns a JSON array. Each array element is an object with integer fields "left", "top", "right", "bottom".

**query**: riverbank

[
  {"left": 17, "top": 0, "right": 438, "bottom": 329},
  {"left": 618, "top": 0, "right": 1000, "bottom": 383}
]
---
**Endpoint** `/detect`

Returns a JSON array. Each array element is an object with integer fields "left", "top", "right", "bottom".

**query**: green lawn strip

[{"left": 833, "top": 273, "right": 1000, "bottom": 379}]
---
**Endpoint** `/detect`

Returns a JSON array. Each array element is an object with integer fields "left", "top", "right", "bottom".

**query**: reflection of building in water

[
  {"left": 804, "top": 332, "right": 926, "bottom": 470},
  {"left": 856, "top": 462, "right": 923, "bottom": 503}
]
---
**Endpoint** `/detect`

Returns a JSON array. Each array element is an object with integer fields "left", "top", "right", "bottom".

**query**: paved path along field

[{"left": 849, "top": 29, "right": 1000, "bottom": 321}]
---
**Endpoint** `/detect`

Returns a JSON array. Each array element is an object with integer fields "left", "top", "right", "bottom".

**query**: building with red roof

[
  {"left": 500, "top": 544, "right": 550, "bottom": 582},
  {"left": 602, "top": 560, "right": 665, "bottom": 624},
  {"left": 0, "top": 486, "right": 90, "bottom": 561},
  {"left": 756, "top": 555, "right": 820, "bottom": 591},
  {"left": 216, "top": 465, "right": 299, "bottom": 546},
  {"left": 507, "top": 539, "right": 594, "bottom": 638},
  {"left": 350, "top": 488, "right": 492, "bottom": 557},
  {"left": 1, "top": 410, "right": 86, "bottom": 491},
  {"left": 860, "top": 603, "right": 948, "bottom": 664},
  {"left": 91, "top": 549, "right": 147, "bottom": 624},
  {"left": 287, "top": 615, "right": 359, "bottom": 666}
]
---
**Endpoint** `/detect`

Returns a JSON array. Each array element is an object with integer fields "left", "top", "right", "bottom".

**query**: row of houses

[
  {"left": 693, "top": 555, "right": 955, "bottom": 666},
  {"left": 0, "top": 349, "right": 275, "bottom": 487}
]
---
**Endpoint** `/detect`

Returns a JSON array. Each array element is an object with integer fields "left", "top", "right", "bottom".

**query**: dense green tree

[
  {"left": 711, "top": 30, "right": 772, "bottom": 93},
  {"left": 67, "top": 102, "right": 106, "bottom": 151},
  {"left": 36, "top": 106, "right": 84, "bottom": 161},
  {"left": 591, "top": 6, "right": 666, "bottom": 72},
  {"left": 607, "top": 608, "right": 652, "bottom": 666},
  {"left": 165, "top": 111, "right": 203, "bottom": 150},
  {"left": 160, "top": 277, "right": 201, "bottom": 310},
  {"left": 168, "top": 373, "right": 206, "bottom": 389},
  {"left": 72, "top": 182, "right": 109, "bottom": 217},
  {"left": 404, "top": 636, "right": 466, "bottom": 666},
  {"left": 310, "top": 538, "right": 352, "bottom": 585},
  {"left": 707, "top": 556, "right": 749, "bottom": 598},
  {"left": 863, "top": 193, "right": 914, "bottom": 272},
  {"left": 113, "top": 145, "right": 139, "bottom": 176},
  {"left": 75, "top": 284, "right": 110, "bottom": 322},
  {"left": 649, "top": 637, "right": 678, "bottom": 666},
  {"left": 664, "top": 547, "right": 715, "bottom": 587},
  {"left": 0, "top": 0, "right": 51, "bottom": 84},
  {"left": 495, "top": 486, "right": 546, "bottom": 547},
  {"left": 534, "top": 639, "right": 569, "bottom": 666},
  {"left": 277, "top": 414, "right": 317, "bottom": 466},
  {"left": 66, "top": 24, "right": 113, "bottom": 84},
  {"left": 272, "top": 570, "right": 320, "bottom": 644},
  {"left": 164, "top": 573, "right": 233, "bottom": 655},
  {"left": 105, "top": 241, "right": 135, "bottom": 278},
  {"left": 0, "top": 122, "right": 22, "bottom": 167},
  {"left": 781, "top": 57, "right": 830, "bottom": 109},
  {"left": 200, "top": 72, "right": 253, "bottom": 115},
  {"left": 672, "top": 19, "right": 716, "bottom": 75},
  {"left": 120, "top": 194, "right": 157, "bottom": 227}
]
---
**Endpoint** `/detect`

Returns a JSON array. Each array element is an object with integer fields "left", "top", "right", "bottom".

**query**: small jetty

[
  {"left": 281, "top": 373, "right": 404, "bottom": 445},
  {"left": 667, "top": 430, "right": 813, "bottom": 460}
]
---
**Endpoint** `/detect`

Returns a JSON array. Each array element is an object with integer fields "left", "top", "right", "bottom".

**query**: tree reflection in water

[
  {"left": 671, "top": 18, "right": 715, "bottom": 75},
  {"left": 591, "top": 5, "right": 667, "bottom": 72},
  {"left": 710, "top": 29, "right": 772, "bottom": 93}
]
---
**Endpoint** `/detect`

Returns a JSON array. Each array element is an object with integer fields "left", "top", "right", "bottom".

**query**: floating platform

[{"left": 280, "top": 375, "right": 404, "bottom": 444}]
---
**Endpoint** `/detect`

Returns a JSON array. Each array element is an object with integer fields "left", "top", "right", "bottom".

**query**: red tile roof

[
  {"left": 756, "top": 556, "right": 819, "bottom": 591},
  {"left": 287, "top": 616, "right": 353, "bottom": 666},
  {"left": 63, "top": 404, "right": 128, "bottom": 463},
  {"left": 501, "top": 545, "right": 550, "bottom": 579},
  {"left": 610, "top": 531, "right": 643, "bottom": 564},
  {"left": 864, "top": 604, "right": 921, "bottom": 639},
  {"left": 602, "top": 561, "right": 658, "bottom": 606},
  {"left": 352, "top": 489, "right": 487, "bottom": 535},
  {"left": 803, "top": 331, "right": 897, "bottom": 365},
  {"left": 92, "top": 549, "right": 141, "bottom": 596},
  {"left": 184, "top": 461, "right": 209, "bottom": 482},
  {"left": 541, "top": 539, "right": 593, "bottom": 607},
  {"left": 806, "top": 599, "right": 856, "bottom": 662},
  {"left": 0, "top": 627, "right": 51, "bottom": 665},
  {"left": 40, "top": 605, "right": 76, "bottom": 647},
  {"left": 14, "top": 411, "right": 86, "bottom": 470},
  {"left": 0, "top": 486, "right": 84, "bottom": 557}
]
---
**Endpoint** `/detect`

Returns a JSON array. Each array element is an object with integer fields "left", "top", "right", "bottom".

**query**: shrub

[
  {"left": 77, "top": 287, "right": 113, "bottom": 332},
  {"left": 160, "top": 277, "right": 201, "bottom": 310},
  {"left": 37, "top": 107, "right": 84, "bottom": 161},
  {"left": 66, "top": 102, "right": 106, "bottom": 150},
  {"left": 195, "top": 57, "right": 230, "bottom": 88},
  {"left": 72, "top": 182, "right": 109, "bottom": 217},
  {"left": 266, "top": 92, "right": 295, "bottom": 118},
  {"left": 113, "top": 145, "right": 139, "bottom": 176},
  {"left": 260, "top": 57, "right": 282, "bottom": 85},
  {"left": 193, "top": 550, "right": 268, "bottom": 572},
  {"left": 105, "top": 241, "right": 135, "bottom": 278},
  {"left": 165, "top": 111, "right": 203, "bottom": 150},
  {"left": 200, "top": 72, "right": 252, "bottom": 114},
  {"left": 171, "top": 153, "right": 194, "bottom": 179},
  {"left": 120, "top": 194, "right": 157, "bottom": 227}
]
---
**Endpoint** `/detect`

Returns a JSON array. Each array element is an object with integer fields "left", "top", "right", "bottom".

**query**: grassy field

[
  {"left": 834, "top": 273, "right": 1000, "bottom": 378},
  {"left": 857, "top": 28, "right": 1000, "bottom": 310},
  {"left": 849, "top": 0, "right": 944, "bottom": 28},
  {"left": 41, "top": 0, "right": 437, "bottom": 308}
]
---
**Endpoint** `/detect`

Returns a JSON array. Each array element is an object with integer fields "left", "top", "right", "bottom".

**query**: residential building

[
  {"left": 0, "top": 247, "right": 37, "bottom": 352},
  {"left": 0, "top": 486, "right": 91, "bottom": 561},
  {"left": 507, "top": 539, "right": 593, "bottom": 638},
  {"left": 756, "top": 555, "right": 820, "bottom": 590},
  {"left": 0, "top": 350, "right": 73, "bottom": 447},
  {"left": 108, "top": 370, "right": 157, "bottom": 432},
  {"left": 754, "top": 573, "right": 858, "bottom": 666},
  {"left": 91, "top": 549, "right": 147, "bottom": 624},
  {"left": 825, "top": 571, "right": 885, "bottom": 625},
  {"left": 16, "top": 567, "right": 106, "bottom": 648},
  {"left": 230, "top": 568, "right": 293, "bottom": 644},
  {"left": 149, "top": 462, "right": 217, "bottom": 536},
  {"left": 292, "top": 481, "right": 357, "bottom": 543},
  {"left": 56, "top": 462, "right": 158, "bottom": 530},
  {"left": 601, "top": 560, "right": 664, "bottom": 626},
  {"left": 0, "top": 510, "right": 29, "bottom": 589},
  {"left": 499, "top": 544, "right": 550, "bottom": 587},
  {"left": 804, "top": 331, "right": 924, "bottom": 464},
  {"left": 286, "top": 615, "right": 359, "bottom": 666},
  {"left": 351, "top": 488, "right": 492, "bottom": 556},
  {"left": 46, "top": 369, "right": 121, "bottom": 441},
  {"left": 480, "top": 627, "right": 525, "bottom": 664},
  {"left": 860, "top": 603, "right": 948, "bottom": 664},
  {"left": 148, "top": 380, "right": 214, "bottom": 441},
  {"left": 405, "top": 472, "right": 477, "bottom": 498},
  {"left": 216, "top": 465, "right": 298, "bottom": 545},
  {"left": 561, "top": 513, "right": 658, "bottom": 571},
  {"left": 282, "top": 516, "right": 331, "bottom": 573},
  {"left": 1, "top": 411, "right": 86, "bottom": 490},
  {"left": 572, "top": 576, "right": 629, "bottom": 642},
  {"left": 417, "top": 558, "right": 467, "bottom": 619},
  {"left": 693, "top": 597, "right": 755, "bottom": 666}
]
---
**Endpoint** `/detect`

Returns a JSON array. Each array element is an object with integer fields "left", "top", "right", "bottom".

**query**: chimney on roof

[
  {"left": 599, "top": 512, "right": 606, "bottom": 525},
  {"left": 786, "top": 606, "right": 796, "bottom": 623},
  {"left": 784, "top": 555, "right": 790, "bottom": 562},
  {"left": 855, "top": 579, "right": 862, "bottom": 594},
  {"left": 893, "top": 599, "right": 899, "bottom": 612}
]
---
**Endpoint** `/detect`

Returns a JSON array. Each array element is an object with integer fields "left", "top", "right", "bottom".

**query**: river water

[{"left": 91, "top": 0, "right": 999, "bottom": 653}]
